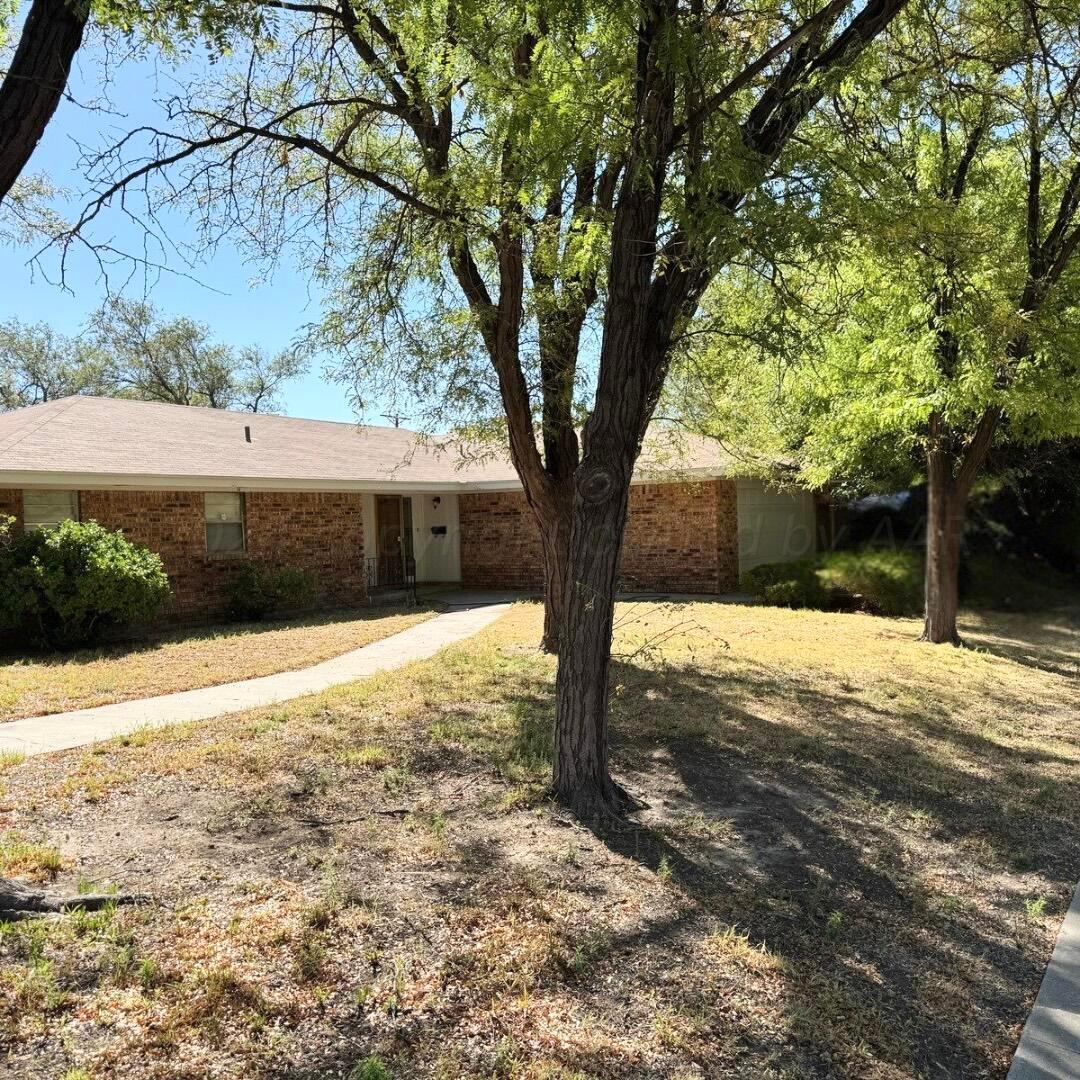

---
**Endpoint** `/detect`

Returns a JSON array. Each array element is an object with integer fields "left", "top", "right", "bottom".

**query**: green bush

[
  {"left": 8, "top": 520, "right": 171, "bottom": 649},
  {"left": 964, "top": 552, "right": 1080, "bottom": 611},
  {"left": 816, "top": 548, "right": 923, "bottom": 616},
  {"left": 225, "top": 560, "right": 317, "bottom": 621},
  {"left": 739, "top": 558, "right": 830, "bottom": 610},
  {"left": 740, "top": 548, "right": 922, "bottom": 617},
  {"left": 0, "top": 516, "right": 35, "bottom": 634}
]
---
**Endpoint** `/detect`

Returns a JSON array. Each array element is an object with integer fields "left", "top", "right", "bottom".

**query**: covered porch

[{"left": 361, "top": 491, "right": 463, "bottom": 601}]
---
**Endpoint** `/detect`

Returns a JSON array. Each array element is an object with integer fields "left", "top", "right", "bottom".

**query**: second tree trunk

[{"left": 921, "top": 445, "right": 966, "bottom": 645}]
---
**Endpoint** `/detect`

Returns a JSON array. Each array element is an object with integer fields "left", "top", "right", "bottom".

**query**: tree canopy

[
  {"left": 63, "top": 0, "right": 909, "bottom": 814},
  {"left": 674, "top": 0, "right": 1080, "bottom": 641},
  {"left": 0, "top": 299, "right": 304, "bottom": 412},
  {"left": 677, "top": 0, "right": 1080, "bottom": 490}
]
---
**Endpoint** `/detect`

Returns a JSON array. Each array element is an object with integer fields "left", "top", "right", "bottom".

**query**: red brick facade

[
  {"left": 458, "top": 491, "right": 546, "bottom": 591},
  {"left": 460, "top": 479, "right": 739, "bottom": 594},
  {"left": 5, "top": 489, "right": 365, "bottom": 620},
  {"left": 7, "top": 478, "right": 741, "bottom": 624}
]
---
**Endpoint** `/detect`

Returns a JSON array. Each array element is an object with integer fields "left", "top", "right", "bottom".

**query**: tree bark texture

[
  {"left": 0, "top": 875, "right": 147, "bottom": 920},
  {"left": 919, "top": 406, "right": 1000, "bottom": 645},
  {"left": 920, "top": 443, "right": 965, "bottom": 645},
  {"left": 538, "top": 502, "right": 572, "bottom": 654},
  {"left": 551, "top": 493, "right": 633, "bottom": 819},
  {"left": 0, "top": 0, "right": 89, "bottom": 202}
]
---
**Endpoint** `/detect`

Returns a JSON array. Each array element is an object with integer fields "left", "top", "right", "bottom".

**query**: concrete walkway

[
  {"left": 1009, "top": 882, "right": 1080, "bottom": 1079},
  {"left": 0, "top": 601, "right": 512, "bottom": 758}
]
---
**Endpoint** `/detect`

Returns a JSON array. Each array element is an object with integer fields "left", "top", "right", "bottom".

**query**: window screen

[
  {"left": 23, "top": 490, "right": 78, "bottom": 531},
  {"left": 205, "top": 492, "right": 245, "bottom": 554}
]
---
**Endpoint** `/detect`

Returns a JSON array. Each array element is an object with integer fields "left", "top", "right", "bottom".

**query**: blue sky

[{"left": 1, "top": 33, "right": 379, "bottom": 424}]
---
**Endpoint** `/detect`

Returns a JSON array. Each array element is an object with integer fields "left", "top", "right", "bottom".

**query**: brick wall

[
  {"left": 459, "top": 491, "right": 546, "bottom": 590},
  {"left": 459, "top": 479, "right": 739, "bottom": 594},
  {"left": 245, "top": 492, "right": 365, "bottom": 609},
  {"left": 12, "top": 488, "right": 365, "bottom": 621},
  {"left": 621, "top": 479, "right": 739, "bottom": 592}
]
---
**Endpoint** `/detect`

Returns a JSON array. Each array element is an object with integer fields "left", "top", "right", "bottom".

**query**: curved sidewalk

[
  {"left": 1008, "top": 882, "right": 1080, "bottom": 1079},
  {"left": 0, "top": 601, "right": 512, "bottom": 758}
]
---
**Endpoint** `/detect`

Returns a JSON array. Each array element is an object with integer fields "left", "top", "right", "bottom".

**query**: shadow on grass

[
  {"left": 13, "top": 603, "right": 1075, "bottom": 1079},
  {"left": 959, "top": 607, "right": 1080, "bottom": 679},
  {"left": 561, "top": 652, "right": 1080, "bottom": 1079},
  {"left": 274, "top": 630, "right": 1077, "bottom": 1078}
]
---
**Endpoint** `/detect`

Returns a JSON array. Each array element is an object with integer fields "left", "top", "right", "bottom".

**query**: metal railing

[{"left": 364, "top": 554, "right": 417, "bottom": 605}]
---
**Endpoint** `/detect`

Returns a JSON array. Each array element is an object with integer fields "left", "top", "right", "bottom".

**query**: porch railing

[{"left": 364, "top": 554, "right": 417, "bottom": 605}]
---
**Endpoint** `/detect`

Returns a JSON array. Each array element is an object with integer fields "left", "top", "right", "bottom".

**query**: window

[
  {"left": 205, "top": 492, "right": 245, "bottom": 554},
  {"left": 24, "top": 490, "right": 78, "bottom": 531}
]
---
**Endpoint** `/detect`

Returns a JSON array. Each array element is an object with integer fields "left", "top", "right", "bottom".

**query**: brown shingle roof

[{"left": 0, "top": 396, "right": 738, "bottom": 491}]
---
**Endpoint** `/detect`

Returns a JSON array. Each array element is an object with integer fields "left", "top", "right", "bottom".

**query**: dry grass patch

[
  {"left": 0, "top": 833, "right": 64, "bottom": 881},
  {"left": 0, "top": 605, "right": 435, "bottom": 721},
  {"left": 0, "top": 599, "right": 1077, "bottom": 1079}
]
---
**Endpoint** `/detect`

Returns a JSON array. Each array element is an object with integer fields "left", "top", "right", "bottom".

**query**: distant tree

[
  {"left": 1, "top": 302, "right": 303, "bottom": 413},
  {"left": 69, "top": 0, "right": 909, "bottom": 818},
  {"left": 90, "top": 298, "right": 304, "bottom": 412},
  {"left": 0, "top": 320, "right": 111, "bottom": 408},
  {"left": 677, "top": 0, "right": 1080, "bottom": 645}
]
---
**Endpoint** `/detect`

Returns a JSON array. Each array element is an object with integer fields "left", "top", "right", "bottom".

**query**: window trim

[
  {"left": 204, "top": 491, "right": 246, "bottom": 557},
  {"left": 23, "top": 489, "right": 80, "bottom": 532}
]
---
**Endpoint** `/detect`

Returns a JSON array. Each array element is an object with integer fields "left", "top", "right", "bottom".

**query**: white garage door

[{"left": 737, "top": 478, "right": 818, "bottom": 575}]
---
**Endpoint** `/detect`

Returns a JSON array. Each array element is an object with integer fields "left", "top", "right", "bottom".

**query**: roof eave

[{"left": 0, "top": 465, "right": 732, "bottom": 494}]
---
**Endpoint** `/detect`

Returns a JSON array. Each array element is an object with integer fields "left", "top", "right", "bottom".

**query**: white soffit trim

[{"left": 0, "top": 467, "right": 728, "bottom": 494}]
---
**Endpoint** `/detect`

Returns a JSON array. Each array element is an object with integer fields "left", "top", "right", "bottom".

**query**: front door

[{"left": 376, "top": 496, "right": 403, "bottom": 585}]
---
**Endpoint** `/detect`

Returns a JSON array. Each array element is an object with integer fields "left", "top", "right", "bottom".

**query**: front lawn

[
  {"left": 0, "top": 606, "right": 435, "bottom": 721},
  {"left": 0, "top": 601, "right": 1077, "bottom": 1079}
]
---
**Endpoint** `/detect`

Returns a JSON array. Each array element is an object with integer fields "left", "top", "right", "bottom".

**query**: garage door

[{"left": 737, "top": 478, "right": 818, "bottom": 575}]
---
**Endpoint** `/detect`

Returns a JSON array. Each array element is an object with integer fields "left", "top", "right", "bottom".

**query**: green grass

[{"left": 0, "top": 832, "right": 63, "bottom": 881}]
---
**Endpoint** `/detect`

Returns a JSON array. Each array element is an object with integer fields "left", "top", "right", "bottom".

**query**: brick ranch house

[{"left": 0, "top": 396, "right": 820, "bottom": 620}]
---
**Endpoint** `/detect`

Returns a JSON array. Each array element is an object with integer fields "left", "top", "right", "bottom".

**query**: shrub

[
  {"left": 225, "top": 560, "right": 317, "bottom": 621},
  {"left": 739, "top": 558, "right": 830, "bottom": 610},
  {"left": 964, "top": 552, "right": 1080, "bottom": 611},
  {"left": 0, "top": 516, "right": 35, "bottom": 634},
  {"left": 816, "top": 548, "right": 922, "bottom": 616},
  {"left": 740, "top": 548, "right": 922, "bottom": 617},
  {"left": 13, "top": 520, "right": 171, "bottom": 649}
]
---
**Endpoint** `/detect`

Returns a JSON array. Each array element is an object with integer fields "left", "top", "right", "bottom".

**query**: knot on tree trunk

[{"left": 578, "top": 467, "right": 615, "bottom": 504}]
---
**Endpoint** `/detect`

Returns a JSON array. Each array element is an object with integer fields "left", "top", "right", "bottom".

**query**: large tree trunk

[
  {"left": 919, "top": 406, "right": 1000, "bottom": 645},
  {"left": 920, "top": 443, "right": 965, "bottom": 645},
  {"left": 0, "top": 0, "right": 89, "bottom": 202},
  {"left": 552, "top": 462, "right": 634, "bottom": 819}
]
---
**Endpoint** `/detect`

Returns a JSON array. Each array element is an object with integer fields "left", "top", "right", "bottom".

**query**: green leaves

[
  {"left": 678, "top": 0, "right": 1080, "bottom": 494},
  {"left": 4, "top": 520, "right": 171, "bottom": 649}
]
